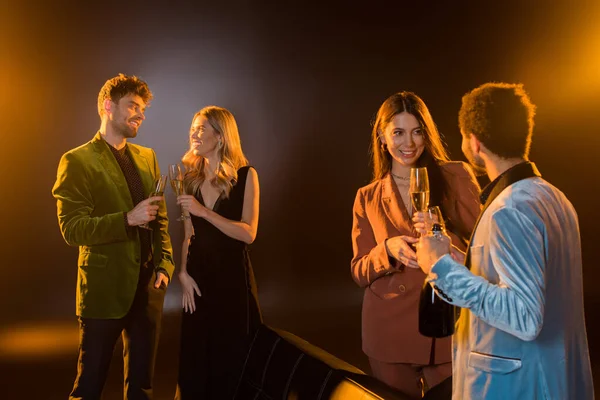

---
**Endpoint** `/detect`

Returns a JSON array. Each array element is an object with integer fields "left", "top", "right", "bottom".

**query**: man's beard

[
  {"left": 463, "top": 145, "right": 487, "bottom": 176},
  {"left": 110, "top": 118, "right": 138, "bottom": 139}
]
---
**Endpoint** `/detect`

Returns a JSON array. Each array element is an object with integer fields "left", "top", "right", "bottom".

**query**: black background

[{"left": 1, "top": 1, "right": 599, "bottom": 398}]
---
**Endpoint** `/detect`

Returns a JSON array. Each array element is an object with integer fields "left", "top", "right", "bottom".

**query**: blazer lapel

[
  {"left": 381, "top": 174, "right": 413, "bottom": 234},
  {"left": 92, "top": 133, "right": 134, "bottom": 209},
  {"left": 464, "top": 162, "right": 541, "bottom": 269}
]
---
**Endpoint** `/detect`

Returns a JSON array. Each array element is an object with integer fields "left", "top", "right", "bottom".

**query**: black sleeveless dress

[{"left": 176, "top": 166, "right": 262, "bottom": 399}]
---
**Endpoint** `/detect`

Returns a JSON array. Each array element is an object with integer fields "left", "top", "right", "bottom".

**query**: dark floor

[
  {"left": 0, "top": 295, "right": 368, "bottom": 400},
  {"left": 1, "top": 295, "right": 598, "bottom": 400}
]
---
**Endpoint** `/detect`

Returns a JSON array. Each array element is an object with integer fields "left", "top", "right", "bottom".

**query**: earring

[{"left": 378, "top": 135, "right": 387, "bottom": 151}]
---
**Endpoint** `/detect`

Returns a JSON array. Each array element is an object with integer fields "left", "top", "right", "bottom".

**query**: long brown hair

[
  {"left": 181, "top": 106, "right": 248, "bottom": 198},
  {"left": 370, "top": 92, "right": 455, "bottom": 226},
  {"left": 371, "top": 91, "right": 449, "bottom": 181}
]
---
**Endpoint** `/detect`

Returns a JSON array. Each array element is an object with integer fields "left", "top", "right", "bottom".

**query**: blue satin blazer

[{"left": 429, "top": 163, "right": 594, "bottom": 399}]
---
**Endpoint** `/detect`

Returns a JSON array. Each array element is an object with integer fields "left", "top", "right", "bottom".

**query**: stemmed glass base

[{"left": 177, "top": 211, "right": 191, "bottom": 222}]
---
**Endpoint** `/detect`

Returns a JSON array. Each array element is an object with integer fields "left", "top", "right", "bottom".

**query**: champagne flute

[
  {"left": 169, "top": 164, "right": 188, "bottom": 221},
  {"left": 409, "top": 167, "right": 430, "bottom": 236},
  {"left": 139, "top": 175, "right": 167, "bottom": 230},
  {"left": 425, "top": 206, "right": 444, "bottom": 232}
]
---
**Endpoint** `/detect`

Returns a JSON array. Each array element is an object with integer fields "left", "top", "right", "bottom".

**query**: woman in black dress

[{"left": 175, "top": 106, "right": 262, "bottom": 399}]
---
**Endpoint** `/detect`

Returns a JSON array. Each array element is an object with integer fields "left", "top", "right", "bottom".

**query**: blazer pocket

[
  {"left": 468, "top": 244, "right": 484, "bottom": 268},
  {"left": 468, "top": 351, "right": 522, "bottom": 374},
  {"left": 78, "top": 252, "right": 109, "bottom": 268},
  {"left": 369, "top": 272, "right": 414, "bottom": 300}
]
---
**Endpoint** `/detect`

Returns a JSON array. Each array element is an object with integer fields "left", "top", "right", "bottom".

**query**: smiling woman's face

[
  {"left": 380, "top": 111, "right": 426, "bottom": 168},
  {"left": 189, "top": 115, "right": 220, "bottom": 157}
]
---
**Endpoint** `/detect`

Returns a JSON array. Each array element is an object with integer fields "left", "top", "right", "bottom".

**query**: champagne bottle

[{"left": 418, "top": 223, "right": 456, "bottom": 338}]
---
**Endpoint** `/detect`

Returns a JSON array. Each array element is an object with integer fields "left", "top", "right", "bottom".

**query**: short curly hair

[
  {"left": 97, "top": 73, "right": 153, "bottom": 117},
  {"left": 459, "top": 82, "right": 536, "bottom": 159}
]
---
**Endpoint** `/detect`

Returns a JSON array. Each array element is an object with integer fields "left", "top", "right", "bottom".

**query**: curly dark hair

[
  {"left": 458, "top": 82, "right": 536, "bottom": 159},
  {"left": 97, "top": 73, "right": 153, "bottom": 117}
]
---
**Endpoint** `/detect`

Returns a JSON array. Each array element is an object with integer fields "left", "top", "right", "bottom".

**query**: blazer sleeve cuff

[
  {"left": 156, "top": 259, "right": 175, "bottom": 280},
  {"left": 383, "top": 238, "right": 403, "bottom": 270},
  {"left": 428, "top": 254, "right": 456, "bottom": 284}
]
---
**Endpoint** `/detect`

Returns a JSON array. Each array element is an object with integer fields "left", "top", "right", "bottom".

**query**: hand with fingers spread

[
  {"left": 179, "top": 270, "right": 201, "bottom": 313},
  {"left": 384, "top": 235, "right": 420, "bottom": 269},
  {"left": 126, "top": 196, "right": 162, "bottom": 226},
  {"left": 177, "top": 195, "right": 207, "bottom": 218}
]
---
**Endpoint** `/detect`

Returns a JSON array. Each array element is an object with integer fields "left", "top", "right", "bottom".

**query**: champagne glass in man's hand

[
  {"left": 413, "top": 205, "right": 444, "bottom": 236},
  {"left": 138, "top": 175, "right": 167, "bottom": 230},
  {"left": 169, "top": 164, "right": 189, "bottom": 221}
]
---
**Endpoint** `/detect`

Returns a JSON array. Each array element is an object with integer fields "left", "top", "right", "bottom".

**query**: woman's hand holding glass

[
  {"left": 412, "top": 206, "right": 443, "bottom": 236},
  {"left": 177, "top": 195, "right": 208, "bottom": 218}
]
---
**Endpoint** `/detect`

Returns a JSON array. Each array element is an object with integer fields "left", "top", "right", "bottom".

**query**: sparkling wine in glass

[
  {"left": 409, "top": 167, "right": 430, "bottom": 211},
  {"left": 139, "top": 175, "right": 167, "bottom": 230},
  {"left": 410, "top": 167, "right": 430, "bottom": 237},
  {"left": 169, "top": 164, "right": 188, "bottom": 221}
]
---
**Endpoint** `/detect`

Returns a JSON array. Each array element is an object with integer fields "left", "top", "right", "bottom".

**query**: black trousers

[{"left": 69, "top": 267, "right": 166, "bottom": 400}]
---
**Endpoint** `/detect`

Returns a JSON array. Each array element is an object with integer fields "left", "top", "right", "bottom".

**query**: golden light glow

[
  {"left": 518, "top": 4, "right": 600, "bottom": 109},
  {"left": 0, "top": 322, "right": 79, "bottom": 360},
  {"left": 328, "top": 379, "right": 383, "bottom": 399}
]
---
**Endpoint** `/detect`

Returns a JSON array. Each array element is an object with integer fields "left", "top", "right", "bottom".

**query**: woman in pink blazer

[{"left": 351, "top": 92, "right": 481, "bottom": 398}]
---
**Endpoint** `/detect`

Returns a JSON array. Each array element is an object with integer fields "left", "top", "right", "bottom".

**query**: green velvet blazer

[{"left": 52, "top": 132, "right": 174, "bottom": 318}]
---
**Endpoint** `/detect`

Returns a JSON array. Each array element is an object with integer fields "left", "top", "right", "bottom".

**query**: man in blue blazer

[{"left": 416, "top": 82, "right": 594, "bottom": 399}]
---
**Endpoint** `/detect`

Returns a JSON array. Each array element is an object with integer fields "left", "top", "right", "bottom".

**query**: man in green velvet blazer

[{"left": 52, "top": 74, "right": 174, "bottom": 400}]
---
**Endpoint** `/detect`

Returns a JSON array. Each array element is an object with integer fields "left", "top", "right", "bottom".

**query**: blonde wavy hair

[{"left": 181, "top": 106, "right": 248, "bottom": 198}]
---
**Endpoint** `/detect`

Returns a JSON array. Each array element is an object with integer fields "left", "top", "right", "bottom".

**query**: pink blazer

[{"left": 351, "top": 161, "right": 481, "bottom": 364}]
